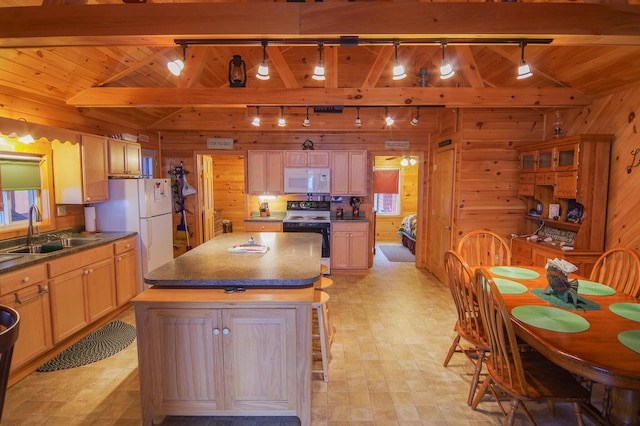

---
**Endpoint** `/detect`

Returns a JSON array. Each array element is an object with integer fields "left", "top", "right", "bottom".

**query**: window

[
  {"left": 0, "top": 155, "right": 43, "bottom": 227},
  {"left": 141, "top": 148, "right": 156, "bottom": 178},
  {"left": 373, "top": 168, "right": 400, "bottom": 215}
]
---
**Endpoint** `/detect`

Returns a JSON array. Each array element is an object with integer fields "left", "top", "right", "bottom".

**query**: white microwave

[{"left": 284, "top": 168, "right": 330, "bottom": 194}]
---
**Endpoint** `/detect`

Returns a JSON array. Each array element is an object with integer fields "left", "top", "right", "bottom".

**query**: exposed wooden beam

[
  {"left": 268, "top": 46, "right": 298, "bottom": 89},
  {"left": 1, "top": 4, "right": 640, "bottom": 48},
  {"left": 455, "top": 46, "right": 485, "bottom": 88},
  {"left": 67, "top": 87, "right": 592, "bottom": 108},
  {"left": 361, "top": 46, "right": 393, "bottom": 89}
]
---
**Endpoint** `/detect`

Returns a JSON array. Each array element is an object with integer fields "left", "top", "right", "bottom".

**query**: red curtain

[{"left": 373, "top": 169, "right": 400, "bottom": 194}]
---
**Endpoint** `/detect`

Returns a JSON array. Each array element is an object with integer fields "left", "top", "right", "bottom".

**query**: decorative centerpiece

[{"left": 544, "top": 258, "right": 579, "bottom": 304}]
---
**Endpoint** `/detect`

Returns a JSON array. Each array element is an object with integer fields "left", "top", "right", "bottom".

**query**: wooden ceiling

[{"left": 1, "top": 1, "right": 640, "bottom": 132}]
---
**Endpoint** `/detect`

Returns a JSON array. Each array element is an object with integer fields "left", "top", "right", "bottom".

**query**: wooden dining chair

[
  {"left": 471, "top": 268, "right": 589, "bottom": 426},
  {"left": 0, "top": 305, "right": 20, "bottom": 423},
  {"left": 443, "top": 250, "right": 490, "bottom": 406},
  {"left": 590, "top": 247, "right": 640, "bottom": 297},
  {"left": 457, "top": 230, "right": 511, "bottom": 267}
]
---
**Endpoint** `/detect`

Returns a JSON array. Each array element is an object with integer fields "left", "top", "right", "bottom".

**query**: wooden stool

[
  {"left": 315, "top": 276, "right": 333, "bottom": 290},
  {"left": 312, "top": 290, "right": 331, "bottom": 382}
]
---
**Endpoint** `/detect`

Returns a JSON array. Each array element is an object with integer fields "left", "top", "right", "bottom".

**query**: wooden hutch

[{"left": 512, "top": 134, "right": 613, "bottom": 277}]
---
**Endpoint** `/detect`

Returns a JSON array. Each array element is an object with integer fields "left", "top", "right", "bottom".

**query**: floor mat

[
  {"left": 37, "top": 320, "right": 136, "bottom": 372},
  {"left": 378, "top": 244, "right": 415, "bottom": 262}
]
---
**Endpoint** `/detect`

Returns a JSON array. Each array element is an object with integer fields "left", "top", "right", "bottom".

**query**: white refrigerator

[{"left": 95, "top": 178, "right": 174, "bottom": 291}]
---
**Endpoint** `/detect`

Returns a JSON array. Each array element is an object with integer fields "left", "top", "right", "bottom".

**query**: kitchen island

[{"left": 132, "top": 232, "right": 321, "bottom": 426}]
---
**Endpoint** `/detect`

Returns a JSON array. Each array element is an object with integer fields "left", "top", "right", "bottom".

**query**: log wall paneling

[{"left": 210, "top": 154, "right": 246, "bottom": 234}]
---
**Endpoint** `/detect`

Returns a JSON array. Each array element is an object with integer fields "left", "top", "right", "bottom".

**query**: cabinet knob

[
  {"left": 213, "top": 328, "right": 220, "bottom": 336},
  {"left": 117, "top": 256, "right": 122, "bottom": 262},
  {"left": 223, "top": 328, "right": 230, "bottom": 335},
  {"left": 22, "top": 277, "right": 29, "bottom": 283},
  {"left": 84, "top": 270, "right": 90, "bottom": 275}
]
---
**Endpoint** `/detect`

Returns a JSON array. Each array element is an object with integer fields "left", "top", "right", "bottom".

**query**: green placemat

[
  {"left": 493, "top": 278, "right": 528, "bottom": 294},
  {"left": 511, "top": 305, "right": 591, "bottom": 333},
  {"left": 531, "top": 288, "right": 601, "bottom": 311},
  {"left": 577, "top": 279, "right": 616, "bottom": 296},
  {"left": 618, "top": 330, "right": 640, "bottom": 354},
  {"left": 610, "top": 303, "right": 640, "bottom": 323},
  {"left": 490, "top": 266, "right": 540, "bottom": 280}
]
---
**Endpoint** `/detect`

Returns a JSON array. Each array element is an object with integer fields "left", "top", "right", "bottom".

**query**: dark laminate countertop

[{"left": 144, "top": 232, "right": 322, "bottom": 288}]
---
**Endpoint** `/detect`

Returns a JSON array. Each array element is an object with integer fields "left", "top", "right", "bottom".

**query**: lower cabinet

[
  {"left": 144, "top": 308, "right": 297, "bottom": 413},
  {"left": 0, "top": 264, "right": 52, "bottom": 372},
  {"left": 331, "top": 222, "right": 369, "bottom": 270},
  {"left": 114, "top": 236, "right": 138, "bottom": 305},
  {"left": 511, "top": 238, "right": 601, "bottom": 277},
  {"left": 245, "top": 221, "right": 283, "bottom": 232},
  {"left": 48, "top": 245, "right": 116, "bottom": 343}
]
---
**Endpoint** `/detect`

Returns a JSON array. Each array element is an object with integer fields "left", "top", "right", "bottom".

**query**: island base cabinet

[{"left": 136, "top": 306, "right": 304, "bottom": 424}]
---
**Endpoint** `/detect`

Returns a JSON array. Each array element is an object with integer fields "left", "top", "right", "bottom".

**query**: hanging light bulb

[
  {"left": 355, "top": 107, "right": 362, "bottom": 127},
  {"left": 400, "top": 157, "right": 409, "bottom": 167},
  {"left": 167, "top": 44, "right": 187, "bottom": 76},
  {"left": 409, "top": 157, "right": 417, "bottom": 166},
  {"left": 411, "top": 107, "right": 420, "bottom": 126},
  {"left": 278, "top": 106, "right": 286, "bottom": 127},
  {"left": 517, "top": 41, "right": 533, "bottom": 80},
  {"left": 303, "top": 106, "right": 311, "bottom": 127},
  {"left": 18, "top": 134, "right": 35, "bottom": 144},
  {"left": 392, "top": 41, "right": 407, "bottom": 80},
  {"left": 256, "top": 40, "right": 270, "bottom": 81},
  {"left": 251, "top": 107, "right": 261, "bottom": 127},
  {"left": 385, "top": 107, "right": 394, "bottom": 126},
  {"left": 440, "top": 43, "right": 455, "bottom": 80},
  {"left": 312, "top": 42, "right": 326, "bottom": 81}
]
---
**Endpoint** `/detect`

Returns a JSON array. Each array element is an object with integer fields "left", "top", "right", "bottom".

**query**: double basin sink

[{"left": 1, "top": 236, "right": 103, "bottom": 255}]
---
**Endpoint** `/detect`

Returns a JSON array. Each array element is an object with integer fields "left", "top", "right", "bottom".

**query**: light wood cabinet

[
  {"left": 114, "top": 236, "right": 138, "bottom": 305},
  {"left": 331, "top": 221, "right": 369, "bottom": 270},
  {"left": 284, "top": 150, "right": 330, "bottom": 168},
  {"left": 52, "top": 134, "right": 109, "bottom": 204},
  {"left": 108, "top": 139, "right": 141, "bottom": 176},
  {"left": 245, "top": 221, "right": 283, "bottom": 232},
  {"left": 0, "top": 264, "right": 52, "bottom": 372},
  {"left": 330, "top": 151, "right": 367, "bottom": 196},
  {"left": 247, "top": 151, "right": 283, "bottom": 195},
  {"left": 133, "top": 288, "right": 311, "bottom": 425},
  {"left": 516, "top": 134, "right": 613, "bottom": 274},
  {"left": 48, "top": 244, "right": 116, "bottom": 343}
]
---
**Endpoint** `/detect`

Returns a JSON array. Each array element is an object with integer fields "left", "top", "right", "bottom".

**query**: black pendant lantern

[{"left": 228, "top": 55, "right": 247, "bottom": 87}]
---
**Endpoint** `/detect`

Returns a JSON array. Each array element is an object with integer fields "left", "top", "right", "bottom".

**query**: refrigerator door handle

[{"left": 146, "top": 219, "right": 153, "bottom": 261}]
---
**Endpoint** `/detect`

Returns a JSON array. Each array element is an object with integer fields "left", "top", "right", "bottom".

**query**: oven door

[{"left": 282, "top": 222, "right": 330, "bottom": 258}]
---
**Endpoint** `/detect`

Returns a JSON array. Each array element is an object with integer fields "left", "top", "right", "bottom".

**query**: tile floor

[{"left": 3, "top": 245, "right": 600, "bottom": 425}]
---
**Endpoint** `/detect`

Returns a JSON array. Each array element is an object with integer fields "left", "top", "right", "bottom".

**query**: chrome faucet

[{"left": 27, "top": 204, "right": 42, "bottom": 246}]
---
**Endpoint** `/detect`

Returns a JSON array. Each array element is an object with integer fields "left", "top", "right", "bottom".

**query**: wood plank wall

[{"left": 552, "top": 86, "right": 640, "bottom": 254}]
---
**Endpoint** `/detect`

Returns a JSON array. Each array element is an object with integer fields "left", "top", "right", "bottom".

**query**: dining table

[{"left": 484, "top": 265, "right": 640, "bottom": 426}]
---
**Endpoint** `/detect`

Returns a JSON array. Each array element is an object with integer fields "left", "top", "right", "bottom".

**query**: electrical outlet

[{"left": 56, "top": 206, "right": 66, "bottom": 216}]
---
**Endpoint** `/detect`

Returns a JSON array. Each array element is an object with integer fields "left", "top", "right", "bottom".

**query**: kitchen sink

[
  {"left": 60, "top": 237, "right": 103, "bottom": 247},
  {"left": 3, "top": 245, "right": 47, "bottom": 254},
  {"left": 0, "top": 237, "right": 103, "bottom": 255}
]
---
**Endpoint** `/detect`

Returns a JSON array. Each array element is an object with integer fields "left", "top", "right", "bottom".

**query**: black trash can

[{"left": 222, "top": 220, "right": 232, "bottom": 233}]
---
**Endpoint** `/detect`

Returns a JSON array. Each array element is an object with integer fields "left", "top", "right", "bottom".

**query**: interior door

[
  {"left": 428, "top": 148, "right": 455, "bottom": 283},
  {"left": 201, "top": 155, "right": 215, "bottom": 243}
]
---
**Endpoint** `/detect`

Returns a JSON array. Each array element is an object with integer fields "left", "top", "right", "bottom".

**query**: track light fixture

[
  {"left": 278, "top": 106, "right": 286, "bottom": 127},
  {"left": 303, "top": 106, "right": 311, "bottom": 127},
  {"left": 517, "top": 41, "right": 533, "bottom": 80},
  {"left": 411, "top": 107, "right": 420, "bottom": 126},
  {"left": 256, "top": 40, "right": 270, "bottom": 81},
  {"left": 251, "top": 107, "right": 261, "bottom": 127},
  {"left": 312, "top": 42, "right": 326, "bottom": 81},
  {"left": 167, "top": 44, "right": 187, "bottom": 76},
  {"left": 440, "top": 43, "right": 455, "bottom": 80},
  {"left": 392, "top": 41, "right": 407, "bottom": 80},
  {"left": 355, "top": 107, "right": 362, "bottom": 127},
  {"left": 385, "top": 107, "right": 395, "bottom": 126}
]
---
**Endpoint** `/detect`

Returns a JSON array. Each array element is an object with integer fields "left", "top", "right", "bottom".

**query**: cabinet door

[
  {"left": 125, "top": 142, "right": 142, "bottom": 175},
  {"left": 331, "top": 231, "right": 350, "bottom": 269},
  {"left": 284, "top": 151, "right": 307, "bottom": 167},
  {"left": 518, "top": 173, "right": 535, "bottom": 196},
  {"left": 115, "top": 247, "right": 138, "bottom": 306},
  {"left": 554, "top": 171, "right": 578, "bottom": 198},
  {"left": 245, "top": 222, "right": 282, "bottom": 232},
  {"left": 348, "top": 230, "right": 369, "bottom": 270},
  {"left": 308, "top": 151, "right": 330, "bottom": 168},
  {"left": 555, "top": 144, "right": 578, "bottom": 171},
  {"left": 347, "top": 151, "right": 368, "bottom": 196},
  {"left": 520, "top": 151, "right": 536, "bottom": 172},
  {"left": 49, "top": 268, "right": 88, "bottom": 343},
  {"left": 86, "top": 257, "right": 116, "bottom": 322},
  {"left": 108, "top": 139, "right": 127, "bottom": 175},
  {"left": 247, "top": 151, "right": 283, "bottom": 195},
  {"left": 330, "top": 152, "right": 350, "bottom": 195},
  {"left": 536, "top": 148, "right": 554, "bottom": 172},
  {"left": 147, "top": 308, "right": 223, "bottom": 411},
  {"left": 0, "top": 284, "right": 52, "bottom": 371},
  {"left": 222, "top": 308, "right": 297, "bottom": 412},
  {"left": 81, "top": 134, "right": 109, "bottom": 202}
]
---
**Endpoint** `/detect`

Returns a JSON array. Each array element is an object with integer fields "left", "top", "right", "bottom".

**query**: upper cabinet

[
  {"left": 108, "top": 139, "right": 141, "bottom": 177},
  {"left": 330, "top": 151, "right": 367, "bottom": 196},
  {"left": 246, "top": 151, "right": 283, "bottom": 195},
  {"left": 52, "top": 134, "right": 109, "bottom": 204},
  {"left": 284, "top": 150, "right": 330, "bottom": 168}
]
